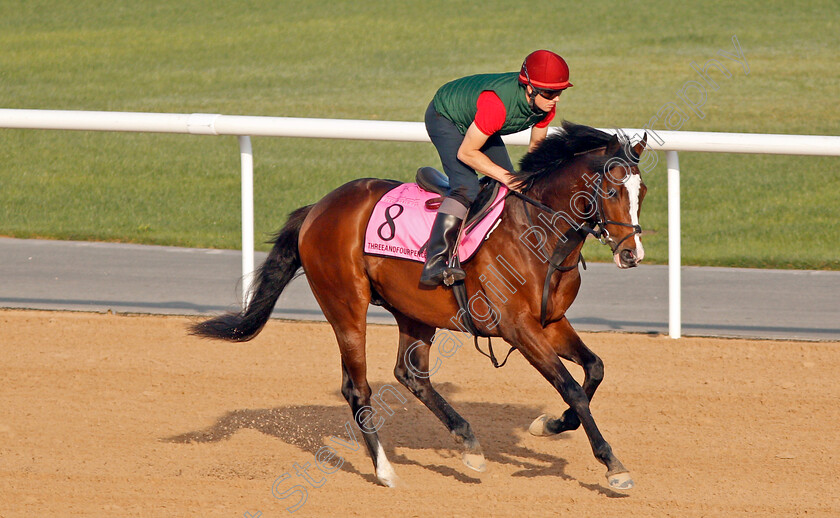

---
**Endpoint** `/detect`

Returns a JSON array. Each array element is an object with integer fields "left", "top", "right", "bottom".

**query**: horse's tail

[{"left": 190, "top": 204, "right": 313, "bottom": 342}]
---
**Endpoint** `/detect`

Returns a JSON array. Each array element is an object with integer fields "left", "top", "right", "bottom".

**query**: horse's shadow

[{"left": 163, "top": 382, "right": 625, "bottom": 497}]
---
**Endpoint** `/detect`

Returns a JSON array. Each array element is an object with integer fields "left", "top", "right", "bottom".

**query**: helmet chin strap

[{"left": 526, "top": 86, "right": 547, "bottom": 114}]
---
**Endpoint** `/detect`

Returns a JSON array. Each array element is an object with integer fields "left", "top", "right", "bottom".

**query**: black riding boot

[{"left": 420, "top": 213, "right": 466, "bottom": 286}]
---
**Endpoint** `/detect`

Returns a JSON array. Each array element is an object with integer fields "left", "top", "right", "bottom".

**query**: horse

[{"left": 191, "top": 121, "right": 648, "bottom": 491}]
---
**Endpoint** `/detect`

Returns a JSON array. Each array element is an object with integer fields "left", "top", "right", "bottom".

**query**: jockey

[{"left": 420, "top": 49, "right": 573, "bottom": 286}]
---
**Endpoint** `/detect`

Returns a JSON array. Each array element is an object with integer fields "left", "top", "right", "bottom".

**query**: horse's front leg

[
  {"left": 529, "top": 317, "right": 603, "bottom": 436},
  {"left": 510, "top": 320, "right": 633, "bottom": 490}
]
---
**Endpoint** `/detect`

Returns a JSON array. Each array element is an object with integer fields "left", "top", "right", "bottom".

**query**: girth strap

[{"left": 450, "top": 266, "right": 481, "bottom": 337}]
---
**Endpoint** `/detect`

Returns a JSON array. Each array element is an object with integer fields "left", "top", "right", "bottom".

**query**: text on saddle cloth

[{"left": 364, "top": 183, "right": 508, "bottom": 263}]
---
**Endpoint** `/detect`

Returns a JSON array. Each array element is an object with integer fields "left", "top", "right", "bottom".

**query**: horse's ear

[
  {"left": 605, "top": 134, "right": 621, "bottom": 155},
  {"left": 632, "top": 132, "right": 648, "bottom": 156}
]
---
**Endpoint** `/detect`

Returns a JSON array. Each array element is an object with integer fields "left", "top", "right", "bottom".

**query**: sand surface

[{"left": 1, "top": 310, "right": 838, "bottom": 517}]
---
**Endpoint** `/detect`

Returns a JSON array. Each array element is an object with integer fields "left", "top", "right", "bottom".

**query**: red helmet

[{"left": 518, "top": 50, "right": 573, "bottom": 90}]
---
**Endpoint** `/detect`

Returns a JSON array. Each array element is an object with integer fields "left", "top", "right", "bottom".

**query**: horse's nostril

[{"left": 620, "top": 249, "right": 635, "bottom": 261}]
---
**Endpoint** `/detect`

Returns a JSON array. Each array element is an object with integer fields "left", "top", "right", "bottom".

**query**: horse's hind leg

[
  {"left": 529, "top": 318, "right": 604, "bottom": 436},
  {"left": 307, "top": 273, "right": 398, "bottom": 486},
  {"left": 391, "top": 311, "right": 486, "bottom": 472},
  {"left": 339, "top": 356, "right": 398, "bottom": 487}
]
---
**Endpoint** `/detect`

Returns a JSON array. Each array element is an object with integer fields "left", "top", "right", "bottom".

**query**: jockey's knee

[{"left": 447, "top": 184, "right": 479, "bottom": 210}]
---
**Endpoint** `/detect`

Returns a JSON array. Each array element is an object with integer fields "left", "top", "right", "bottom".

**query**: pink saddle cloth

[{"left": 364, "top": 183, "right": 508, "bottom": 263}]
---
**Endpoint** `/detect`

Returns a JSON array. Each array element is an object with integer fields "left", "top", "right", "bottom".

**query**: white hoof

[
  {"left": 462, "top": 451, "right": 487, "bottom": 472},
  {"left": 607, "top": 471, "right": 634, "bottom": 491},
  {"left": 375, "top": 443, "right": 399, "bottom": 487},
  {"left": 376, "top": 465, "right": 399, "bottom": 488},
  {"left": 528, "top": 414, "right": 557, "bottom": 436}
]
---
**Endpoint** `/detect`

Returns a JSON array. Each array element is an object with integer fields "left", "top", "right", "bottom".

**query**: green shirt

[{"left": 432, "top": 72, "right": 548, "bottom": 135}]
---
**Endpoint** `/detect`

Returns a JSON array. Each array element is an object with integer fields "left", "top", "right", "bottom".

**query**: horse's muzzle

[{"left": 615, "top": 248, "right": 641, "bottom": 269}]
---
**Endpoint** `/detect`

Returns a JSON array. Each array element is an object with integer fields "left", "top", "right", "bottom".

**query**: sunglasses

[{"left": 536, "top": 88, "right": 564, "bottom": 100}]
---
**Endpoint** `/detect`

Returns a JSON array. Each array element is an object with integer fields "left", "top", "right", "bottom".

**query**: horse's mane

[{"left": 513, "top": 121, "right": 637, "bottom": 191}]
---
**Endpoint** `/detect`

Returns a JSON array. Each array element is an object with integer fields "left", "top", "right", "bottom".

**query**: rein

[
  {"left": 510, "top": 168, "right": 642, "bottom": 327},
  {"left": 510, "top": 171, "right": 642, "bottom": 252}
]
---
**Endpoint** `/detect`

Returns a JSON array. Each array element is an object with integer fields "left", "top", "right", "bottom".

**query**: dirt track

[{"left": 1, "top": 310, "right": 838, "bottom": 517}]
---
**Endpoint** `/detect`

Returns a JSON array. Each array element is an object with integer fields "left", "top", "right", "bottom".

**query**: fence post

[
  {"left": 239, "top": 136, "right": 254, "bottom": 306},
  {"left": 666, "top": 150, "right": 681, "bottom": 338}
]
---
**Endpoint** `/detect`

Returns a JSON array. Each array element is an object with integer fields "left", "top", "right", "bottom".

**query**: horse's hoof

[
  {"left": 528, "top": 413, "right": 557, "bottom": 436},
  {"left": 377, "top": 472, "right": 399, "bottom": 488},
  {"left": 462, "top": 451, "right": 487, "bottom": 472},
  {"left": 607, "top": 471, "right": 634, "bottom": 491},
  {"left": 376, "top": 465, "right": 400, "bottom": 488}
]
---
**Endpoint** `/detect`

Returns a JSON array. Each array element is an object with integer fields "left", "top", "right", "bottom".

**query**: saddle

[
  {"left": 363, "top": 171, "right": 507, "bottom": 264},
  {"left": 415, "top": 167, "right": 501, "bottom": 230}
]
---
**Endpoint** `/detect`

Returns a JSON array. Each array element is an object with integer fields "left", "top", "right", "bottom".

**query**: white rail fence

[{"left": 2, "top": 108, "right": 839, "bottom": 338}]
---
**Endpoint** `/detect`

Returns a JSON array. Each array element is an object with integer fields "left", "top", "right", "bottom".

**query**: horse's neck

[
  {"left": 491, "top": 163, "right": 589, "bottom": 265},
  {"left": 527, "top": 163, "right": 588, "bottom": 225}
]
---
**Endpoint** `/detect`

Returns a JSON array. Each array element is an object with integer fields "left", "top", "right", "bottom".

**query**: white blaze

[{"left": 624, "top": 174, "right": 645, "bottom": 261}]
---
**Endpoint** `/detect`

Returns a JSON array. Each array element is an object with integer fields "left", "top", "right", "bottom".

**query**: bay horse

[{"left": 191, "top": 122, "right": 648, "bottom": 491}]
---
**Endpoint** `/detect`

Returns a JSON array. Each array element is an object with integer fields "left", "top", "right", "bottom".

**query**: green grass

[{"left": 0, "top": 1, "right": 838, "bottom": 269}]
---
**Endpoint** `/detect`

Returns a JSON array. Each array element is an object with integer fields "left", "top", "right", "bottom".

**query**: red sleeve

[
  {"left": 535, "top": 105, "right": 556, "bottom": 128},
  {"left": 474, "top": 91, "right": 506, "bottom": 135}
]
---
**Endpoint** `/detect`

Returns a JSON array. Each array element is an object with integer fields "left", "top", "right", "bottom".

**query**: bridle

[
  {"left": 586, "top": 169, "right": 642, "bottom": 254},
  {"left": 511, "top": 165, "right": 642, "bottom": 255}
]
